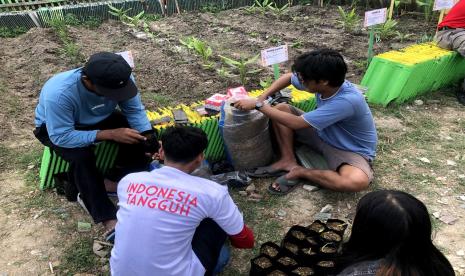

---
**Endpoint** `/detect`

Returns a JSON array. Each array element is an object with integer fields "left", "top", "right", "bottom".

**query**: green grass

[
  {"left": 0, "top": 80, "right": 22, "bottom": 119},
  {"left": 62, "top": 236, "right": 99, "bottom": 273},
  {"left": 142, "top": 92, "right": 174, "bottom": 107}
]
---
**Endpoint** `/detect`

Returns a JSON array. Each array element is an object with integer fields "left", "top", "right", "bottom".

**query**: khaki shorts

[
  {"left": 436, "top": 28, "right": 465, "bottom": 57},
  {"left": 290, "top": 106, "right": 374, "bottom": 182}
]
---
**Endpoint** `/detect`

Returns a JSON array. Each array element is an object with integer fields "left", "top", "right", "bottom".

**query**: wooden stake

[
  {"left": 388, "top": 0, "right": 395, "bottom": 20},
  {"left": 174, "top": 0, "right": 181, "bottom": 14},
  {"left": 438, "top": 9, "right": 445, "bottom": 25}
]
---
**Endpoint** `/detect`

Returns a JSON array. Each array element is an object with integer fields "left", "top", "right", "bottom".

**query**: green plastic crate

[
  {"left": 39, "top": 141, "right": 118, "bottom": 190},
  {"left": 362, "top": 45, "right": 465, "bottom": 106}
]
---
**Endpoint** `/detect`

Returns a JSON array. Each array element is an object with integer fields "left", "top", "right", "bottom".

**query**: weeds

[
  {"left": 219, "top": 54, "right": 261, "bottom": 85},
  {"left": 291, "top": 39, "right": 304, "bottom": 48},
  {"left": 49, "top": 19, "right": 84, "bottom": 65},
  {"left": 62, "top": 237, "right": 98, "bottom": 273},
  {"left": 63, "top": 14, "right": 102, "bottom": 29},
  {"left": 336, "top": 6, "right": 360, "bottom": 32},
  {"left": 217, "top": 66, "right": 234, "bottom": 78},
  {"left": 200, "top": 3, "right": 223, "bottom": 13},
  {"left": 0, "top": 26, "right": 28, "bottom": 38},
  {"left": 249, "top": 32, "right": 260, "bottom": 38},
  {"left": 268, "top": 36, "right": 282, "bottom": 44},
  {"left": 374, "top": 19, "right": 398, "bottom": 41},
  {"left": 394, "top": 31, "right": 413, "bottom": 43},
  {"left": 246, "top": 0, "right": 289, "bottom": 15},
  {"left": 145, "top": 14, "right": 162, "bottom": 21},
  {"left": 353, "top": 60, "right": 368, "bottom": 71},
  {"left": 417, "top": 33, "right": 434, "bottom": 43}
]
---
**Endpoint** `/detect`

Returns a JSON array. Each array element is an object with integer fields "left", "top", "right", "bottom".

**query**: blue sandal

[{"left": 105, "top": 228, "right": 115, "bottom": 243}]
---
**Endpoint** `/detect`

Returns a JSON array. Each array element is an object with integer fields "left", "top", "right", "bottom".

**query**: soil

[
  {"left": 321, "top": 231, "right": 342, "bottom": 242},
  {"left": 261, "top": 244, "right": 280, "bottom": 258},
  {"left": 291, "top": 230, "right": 306, "bottom": 240},
  {"left": 0, "top": 3, "right": 464, "bottom": 275},
  {"left": 254, "top": 256, "right": 273, "bottom": 269},
  {"left": 292, "top": 266, "right": 315, "bottom": 276}
]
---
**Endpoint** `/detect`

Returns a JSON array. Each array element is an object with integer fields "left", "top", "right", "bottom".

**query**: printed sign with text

[
  {"left": 364, "top": 8, "right": 387, "bottom": 27},
  {"left": 433, "top": 0, "right": 454, "bottom": 10},
  {"left": 261, "top": 45, "right": 289, "bottom": 66},
  {"left": 116, "top": 51, "right": 135, "bottom": 68}
]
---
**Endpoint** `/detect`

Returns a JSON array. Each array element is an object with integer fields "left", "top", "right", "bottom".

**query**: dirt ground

[{"left": 0, "top": 4, "right": 464, "bottom": 275}]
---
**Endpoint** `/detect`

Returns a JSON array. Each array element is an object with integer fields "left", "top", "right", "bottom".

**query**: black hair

[
  {"left": 161, "top": 126, "right": 208, "bottom": 164},
  {"left": 291, "top": 49, "right": 347, "bottom": 87},
  {"left": 337, "top": 190, "right": 454, "bottom": 276}
]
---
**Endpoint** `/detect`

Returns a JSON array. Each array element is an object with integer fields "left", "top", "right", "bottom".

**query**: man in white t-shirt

[{"left": 110, "top": 126, "right": 254, "bottom": 275}]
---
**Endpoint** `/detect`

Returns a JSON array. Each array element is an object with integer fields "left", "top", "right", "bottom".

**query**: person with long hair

[{"left": 337, "top": 190, "right": 455, "bottom": 276}]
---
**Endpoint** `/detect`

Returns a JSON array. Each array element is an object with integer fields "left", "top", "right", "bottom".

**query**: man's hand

[
  {"left": 233, "top": 98, "right": 258, "bottom": 111},
  {"left": 112, "top": 128, "right": 146, "bottom": 144},
  {"left": 97, "top": 128, "right": 146, "bottom": 144}
]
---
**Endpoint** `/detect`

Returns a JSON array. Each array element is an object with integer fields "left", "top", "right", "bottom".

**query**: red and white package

[
  {"left": 227, "top": 86, "right": 249, "bottom": 100},
  {"left": 205, "top": 93, "right": 228, "bottom": 111}
]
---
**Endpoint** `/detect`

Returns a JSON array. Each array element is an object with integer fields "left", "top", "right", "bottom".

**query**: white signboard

[
  {"left": 116, "top": 51, "right": 135, "bottom": 68},
  {"left": 261, "top": 45, "right": 289, "bottom": 66},
  {"left": 364, "top": 8, "right": 387, "bottom": 27},
  {"left": 433, "top": 0, "right": 454, "bottom": 10}
]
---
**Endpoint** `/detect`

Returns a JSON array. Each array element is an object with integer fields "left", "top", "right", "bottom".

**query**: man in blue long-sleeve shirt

[{"left": 34, "top": 52, "right": 159, "bottom": 240}]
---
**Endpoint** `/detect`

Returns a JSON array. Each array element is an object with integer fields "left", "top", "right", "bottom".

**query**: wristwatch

[{"left": 255, "top": 101, "right": 264, "bottom": 110}]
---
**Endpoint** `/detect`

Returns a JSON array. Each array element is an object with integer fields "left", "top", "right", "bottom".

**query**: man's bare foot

[
  {"left": 103, "top": 219, "right": 117, "bottom": 232},
  {"left": 104, "top": 179, "right": 118, "bottom": 193}
]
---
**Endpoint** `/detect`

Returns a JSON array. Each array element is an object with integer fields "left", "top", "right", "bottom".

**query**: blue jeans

[
  {"left": 213, "top": 244, "right": 230, "bottom": 275},
  {"left": 192, "top": 218, "right": 230, "bottom": 276}
]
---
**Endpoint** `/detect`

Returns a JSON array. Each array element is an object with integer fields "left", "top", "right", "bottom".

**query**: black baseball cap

[{"left": 82, "top": 52, "right": 137, "bottom": 102}]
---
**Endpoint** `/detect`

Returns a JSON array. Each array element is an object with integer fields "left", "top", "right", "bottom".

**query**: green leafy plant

[
  {"left": 417, "top": 33, "right": 434, "bottom": 43},
  {"left": 268, "top": 36, "right": 282, "bottom": 44},
  {"left": 336, "top": 6, "right": 360, "bottom": 32},
  {"left": 108, "top": 5, "right": 131, "bottom": 21},
  {"left": 291, "top": 39, "right": 304, "bottom": 48},
  {"left": 123, "top": 11, "right": 145, "bottom": 28},
  {"left": 179, "top": 36, "right": 196, "bottom": 50},
  {"left": 353, "top": 59, "right": 368, "bottom": 71},
  {"left": 179, "top": 36, "right": 213, "bottom": 63},
  {"left": 216, "top": 67, "right": 233, "bottom": 78},
  {"left": 374, "top": 19, "right": 398, "bottom": 40},
  {"left": 83, "top": 17, "right": 103, "bottom": 29},
  {"left": 145, "top": 13, "right": 162, "bottom": 21},
  {"left": 64, "top": 13, "right": 80, "bottom": 26},
  {"left": 249, "top": 32, "right": 260, "bottom": 38},
  {"left": 246, "top": 0, "right": 288, "bottom": 15},
  {"left": 200, "top": 3, "right": 223, "bottom": 13},
  {"left": 219, "top": 54, "right": 261, "bottom": 85},
  {"left": 416, "top": 0, "right": 434, "bottom": 21},
  {"left": 260, "top": 76, "right": 274, "bottom": 89},
  {"left": 192, "top": 39, "right": 213, "bottom": 63},
  {"left": 63, "top": 14, "right": 102, "bottom": 29},
  {"left": 268, "top": 2, "right": 289, "bottom": 14},
  {"left": 394, "top": 31, "right": 413, "bottom": 43},
  {"left": 0, "top": 26, "right": 27, "bottom": 38}
]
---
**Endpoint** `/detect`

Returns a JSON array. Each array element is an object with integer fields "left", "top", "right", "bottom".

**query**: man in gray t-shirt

[{"left": 234, "top": 49, "right": 378, "bottom": 192}]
